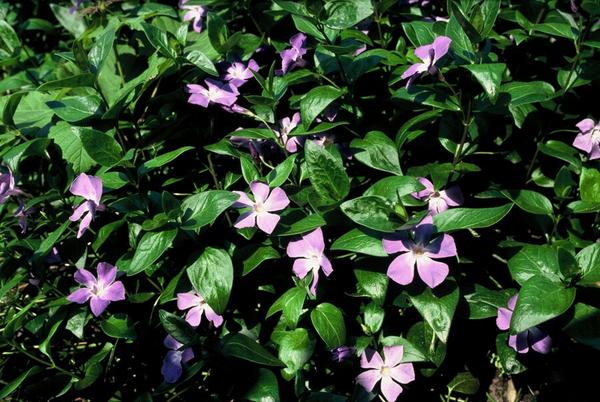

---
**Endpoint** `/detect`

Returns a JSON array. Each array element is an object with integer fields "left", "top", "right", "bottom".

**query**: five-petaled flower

[
  {"left": 161, "top": 335, "right": 194, "bottom": 383},
  {"left": 179, "top": 0, "right": 207, "bottom": 33},
  {"left": 278, "top": 33, "right": 308, "bottom": 75},
  {"left": 276, "top": 112, "right": 303, "bottom": 153},
  {"left": 412, "top": 177, "right": 463, "bottom": 215},
  {"left": 224, "top": 59, "right": 259, "bottom": 88},
  {"left": 496, "top": 294, "right": 552, "bottom": 354},
  {"left": 383, "top": 216, "right": 457, "bottom": 288},
  {"left": 233, "top": 181, "right": 290, "bottom": 234},
  {"left": 0, "top": 168, "right": 23, "bottom": 204},
  {"left": 572, "top": 118, "right": 600, "bottom": 160},
  {"left": 67, "top": 262, "right": 126, "bottom": 316},
  {"left": 357, "top": 346, "right": 416, "bottom": 402},
  {"left": 401, "top": 36, "right": 452, "bottom": 86},
  {"left": 186, "top": 79, "right": 239, "bottom": 108},
  {"left": 69, "top": 173, "right": 105, "bottom": 239},
  {"left": 177, "top": 290, "right": 224, "bottom": 327},
  {"left": 286, "top": 227, "right": 333, "bottom": 295}
]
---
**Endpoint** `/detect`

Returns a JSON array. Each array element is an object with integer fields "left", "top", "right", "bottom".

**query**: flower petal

[
  {"left": 573, "top": 133, "right": 593, "bottom": 153},
  {"left": 412, "top": 177, "right": 434, "bottom": 200},
  {"left": 357, "top": 369, "right": 382, "bottom": 393},
  {"left": 287, "top": 238, "right": 308, "bottom": 258},
  {"left": 263, "top": 187, "right": 290, "bottom": 211},
  {"left": 509, "top": 332, "right": 529, "bottom": 353},
  {"left": 576, "top": 118, "right": 596, "bottom": 133},
  {"left": 440, "top": 185, "right": 463, "bottom": 207},
  {"left": 70, "top": 173, "right": 103, "bottom": 204},
  {"left": 256, "top": 212, "right": 280, "bottom": 234},
  {"left": 303, "top": 227, "right": 325, "bottom": 254},
  {"left": 496, "top": 307, "right": 512, "bottom": 331},
  {"left": 414, "top": 44, "right": 434, "bottom": 62},
  {"left": 234, "top": 211, "right": 257, "bottom": 229},
  {"left": 425, "top": 234, "right": 457, "bottom": 258},
  {"left": 292, "top": 258, "right": 312, "bottom": 279},
  {"left": 161, "top": 350, "right": 183, "bottom": 383},
  {"left": 431, "top": 36, "right": 452, "bottom": 64},
  {"left": 232, "top": 191, "right": 253, "bottom": 207},
  {"left": 185, "top": 305, "right": 203, "bottom": 327},
  {"left": 68, "top": 287, "right": 92, "bottom": 304},
  {"left": 387, "top": 252, "right": 416, "bottom": 286},
  {"left": 383, "top": 345, "right": 404, "bottom": 367},
  {"left": 76, "top": 210, "right": 93, "bottom": 238},
  {"left": 382, "top": 237, "right": 412, "bottom": 255},
  {"left": 380, "top": 376, "right": 403, "bottom": 402},
  {"left": 69, "top": 202, "right": 88, "bottom": 222},
  {"left": 250, "top": 181, "right": 270, "bottom": 204},
  {"left": 96, "top": 262, "right": 116, "bottom": 286},
  {"left": 102, "top": 281, "right": 126, "bottom": 301},
  {"left": 204, "top": 305, "right": 224, "bottom": 327},
  {"left": 177, "top": 291, "right": 202, "bottom": 310},
  {"left": 416, "top": 256, "right": 449, "bottom": 288},
  {"left": 401, "top": 62, "right": 427, "bottom": 80},
  {"left": 90, "top": 296, "right": 110, "bottom": 316},
  {"left": 390, "top": 363, "right": 415, "bottom": 384},
  {"left": 74, "top": 268, "right": 96, "bottom": 287},
  {"left": 360, "top": 349, "right": 384, "bottom": 369},
  {"left": 529, "top": 327, "right": 552, "bottom": 354},
  {"left": 320, "top": 255, "right": 333, "bottom": 276},
  {"left": 182, "top": 347, "right": 194, "bottom": 363},
  {"left": 164, "top": 335, "right": 183, "bottom": 350}
]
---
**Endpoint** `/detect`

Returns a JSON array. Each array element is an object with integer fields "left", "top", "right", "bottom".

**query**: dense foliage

[{"left": 1, "top": 0, "right": 600, "bottom": 401}]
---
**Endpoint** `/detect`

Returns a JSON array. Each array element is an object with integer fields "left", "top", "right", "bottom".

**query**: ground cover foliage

[{"left": 1, "top": 0, "right": 600, "bottom": 400}]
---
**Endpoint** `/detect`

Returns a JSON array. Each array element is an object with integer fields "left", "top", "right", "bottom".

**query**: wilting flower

[
  {"left": 233, "top": 181, "right": 290, "bottom": 234},
  {"left": 69, "top": 173, "right": 105, "bottom": 239},
  {"left": 572, "top": 118, "right": 600, "bottom": 160},
  {"left": 0, "top": 168, "right": 23, "bottom": 204},
  {"left": 67, "top": 262, "right": 126, "bottom": 316},
  {"left": 357, "top": 346, "right": 415, "bottom": 402},
  {"left": 224, "top": 59, "right": 259, "bottom": 88},
  {"left": 276, "top": 112, "right": 303, "bottom": 153},
  {"left": 383, "top": 216, "right": 457, "bottom": 288},
  {"left": 161, "top": 335, "right": 194, "bottom": 383},
  {"left": 186, "top": 79, "right": 239, "bottom": 108},
  {"left": 331, "top": 345, "right": 354, "bottom": 363},
  {"left": 278, "top": 33, "right": 308, "bottom": 75},
  {"left": 14, "top": 201, "right": 33, "bottom": 234},
  {"left": 179, "top": 0, "right": 207, "bottom": 33},
  {"left": 412, "top": 177, "right": 463, "bottom": 215},
  {"left": 286, "top": 228, "right": 333, "bottom": 295},
  {"left": 177, "top": 290, "right": 223, "bottom": 327},
  {"left": 401, "top": 36, "right": 452, "bottom": 86},
  {"left": 496, "top": 294, "right": 552, "bottom": 354},
  {"left": 69, "top": 0, "right": 83, "bottom": 14}
]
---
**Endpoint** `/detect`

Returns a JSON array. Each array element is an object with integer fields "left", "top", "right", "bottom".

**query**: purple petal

[
  {"left": 509, "top": 332, "right": 529, "bottom": 353},
  {"left": 102, "top": 281, "right": 125, "bottom": 302},
  {"left": 415, "top": 256, "right": 449, "bottom": 288},
  {"left": 177, "top": 291, "right": 202, "bottom": 310},
  {"left": 387, "top": 252, "right": 416, "bottom": 285},
  {"left": 232, "top": 191, "right": 253, "bottom": 207},
  {"left": 182, "top": 347, "right": 194, "bottom": 363},
  {"left": 429, "top": 196, "right": 449, "bottom": 214},
  {"left": 96, "top": 262, "right": 116, "bottom": 286},
  {"left": 383, "top": 345, "right": 404, "bottom": 367},
  {"left": 412, "top": 177, "right": 434, "bottom": 200},
  {"left": 309, "top": 272, "right": 320, "bottom": 295},
  {"left": 89, "top": 296, "right": 110, "bottom": 316},
  {"left": 590, "top": 143, "right": 600, "bottom": 160},
  {"left": 573, "top": 133, "right": 593, "bottom": 153},
  {"left": 290, "top": 33, "right": 307, "bottom": 53},
  {"left": 414, "top": 216, "right": 434, "bottom": 245},
  {"left": 414, "top": 44, "right": 434, "bottom": 62},
  {"left": 357, "top": 369, "right": 382, "bottom": 392},
  {"left": 256, "top": 212, "right": 280, "bottom": 234},
  {"left": 380, "top": 376, "right": 403, "bottom": 402},
  {"left": 507, "top": 294, "right": 518, "bottom": 310},
  {"left": 529, "top": 327, "right": 552, "bottom": 354},
  {"left": 185, "top": 306, "right": 203, "bottom": 327},
  {"left": 320, "top": 255, "right": 333, "bottom": 276},
  {"left": 390, "top": 363, "right": 415, "bottom": 384},
  {"left": 401, "top": 63, "right": 427, "bottom": 80},
  {"left": 68, "top": 287, "right": 92, "bottom": 304},
  {"left": 382, "top": 238, "right": 412, "bottom": 255},
  {"left": 76, "top": 211, "right": 93, "bottom": 238},
  {"left": 440, "top": 185, "right": 463, "bottom": 207},
  {"left": 425, "top": 234, "right": 457, "bottom": 258},
  {"left": 303, "top": 227, "right": 325, "bottom": 254},
  {"left": 263, "top": 187, "right": 290, "bottom": 211},
  {"left": 576, "top": 118, "right": 596, "bottom": 133},
  {"left": 74, "top": 268, "right": 96, "bottom": 287},
  {"left": 250, "top": 181, "right": 270, "bottom": 204},
  {"left": 187, "top": 93, "right": 210, "bottom": 107},
  {"left": 292, "top": 258, "right": 312, "bottom": 279},
  {"left": 287, "top": 238, "right": 308, "bottom": 258},
  {"left": 234, "top": 211, "right": 257, "bottom": 229},
  {"left": 204, "top": 305, "right": 224, "bottom": 327},
  {"left": 70, "top": 173, "right": 102, "bottom": 204},
  {"left": 360, "top": 349, "right": 384, "bottom": 369},
  {"left": 192, "top": 16, "right": 202, "bottom": 33},
  {"left": 431, "top": 36, "right": 452, "bottom": 64},
  {"left": 162, "top": 350, "right": 183, "bottom": 383},
  {"left": 69, "top": 202, "right": 89, "bottom": 222},
  {"left": 496, "top": 307, "right": 512, "bottom": 330},
  {"left": 164, "top": 335, "right": 183, "bottom": 350}
]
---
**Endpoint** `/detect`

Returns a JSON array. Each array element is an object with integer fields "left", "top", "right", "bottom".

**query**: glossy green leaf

[{"left": 187, "top": 247, "right": 233, "bottom": 314}]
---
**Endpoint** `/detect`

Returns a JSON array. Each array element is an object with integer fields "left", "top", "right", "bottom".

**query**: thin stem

[{"left": 453, "top": 100, "right": 472, "bottom": 166}]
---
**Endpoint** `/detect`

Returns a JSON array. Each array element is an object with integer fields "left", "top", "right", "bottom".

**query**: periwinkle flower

[
  {"left": 383, "top": 216, "right": 457, "bottom": 288},
  {"left": 161, "top": 335, "right": 194, "bottom": 383},
  {"left": 572, "top": 118, "right": 600, "bottom": 160},
  {"left": 186, "top": 79, "right": 239, "bottom": 108},
  {"left": 179, "top": 0, "right": 207, "bottom": 33},
  {"left": 331, "top": 345, "right": 354, "bottom": 363},
  {"left": 69, "top": 0, "right": 83, "bottom": 14},
  {"left": 233, "top": 181, "right": 290, "bottom": 234},
  {"left": 277, "top": 33, "right": 308, "bottom": 75},
  {"left": 177, "top": 290, "right": 223, "bottom": 327},
  {"left": 0, "top": 168, "right": 23, "bottom": 204},
  {"left": 286, "top": 228, "right": 333, "bottom": 295},
  {"left": 69, "top": 173, "right": 105, "bottom": 239},
  {"left": 496, "top": 295, "right": 552, "bottom": 354},
  {"left": 357, "top": 346, "right": 415, "bottom": 402},
  {"left": 67, "top": 262, "right": 126, "bottom": 317},
  {"left": 276, "top": 112, "right": 303, "bottom": 153},
  {"left": 401, "top": 36, "right": 452, "bottom": 86},
  {"left": 224, "top": 59, "right": 259, "bottom": 88},
  {"left": 14, "top": 201, "right": 33, "bottom": 234},
  {"left": 412, "top": 177, "right": 463, "bottom": 215}
]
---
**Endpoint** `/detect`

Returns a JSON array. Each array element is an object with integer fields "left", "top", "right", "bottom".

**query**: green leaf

[
  {"left": 364, "top": 175, "right": 425, "bottom": 203},
  {"left": 187, "top": 247, "right": 233, "bottom": 314},
  {"left": 1, "top": 92, "right": 25, "bottom": 128},
  {"left": 495, "top": 333, "right": 526, "bottom": 374},
  {"left": 222, "top": 333, "right": 284, "bottom": 366},
  {"left": 576, "top": 243, "right": 600, "bottom": 286},
  {"left": 510, "top": 276, "right": 575, "bottom": 333},
  {"left": 300, "top": 86, "right": 344, "bottom": 128},
  {"left": 331, "top": 228, "right": 387, "bottom": 257},
  {"left": 402, "top": 21, "right": 436, "bottom": 47},
  {"left": 140, "top": 22, "right": 176, "bottom": 59},
  {"left": 535, "top": 23, "right": 577, "bottom": 40},
  {"left": 89, "top": 26, "right": 116, "bottom": 73},
  {"left": 0, "top": 20, "right": 20, "bottom": 56},
  {"left": 12, "top": 91, "right": 54, "bottom": 130},
  {"left": 433, "top": 204, "right": 513, "bottom": 232},
  {"left": 392, "top": 86, "right": 461, "bottom": 111},
  {"left": 80, "top": 129, "right": 123, "bottom": 167},
  {"left": 244, "top": 369, "right": 280, "bottom": 402},
  {"left": 0, "top": 366, "right": 43, "bottom": 399},
  {"left": 508, "top": 245, "right": 562, "bottom": 285},
  {"left": 500, "top": 189, "right": 553, "bottom": 215},
  {"left": 305, "top": 140, "right": 350, "bottom": 204},
  {"left": 447, "top": 371, "right": 480, "bottom": 395},
  {"left": 310, "top": 303, "right": 346, "bottom": 349},
  {"left": 579, "top": 167, "right": 600, "bottom": 202},
  {"left": 446, "top": 15, "right": 475, "bottom": 60},
  {"left": 274, "top": 212, "right": 326, "bottom": 236},
  {"left": 186, "top": 50, "right": 218, "bottom": 76},
  {"left": 125, "top": 229, "right": 178, "bottom": 276},
  {"left": 241, "top": 156, "right": 261, "bottom": 184},
  {"left": 48, "top": 122, "right": 95, "bottom": 172},
  {"left": 478, "top": 0, "right": 500, "bottom": 38},
  {"left": 408, "top": 280, "right": 460, "bottom": 343},
  {"left": 278, "top": 328, "right": 315, "bottom": 378},
  {"left": 138, "top": 146, "right": 195, "bottom": 175},
  {"left": 323, "top": 0, "right": 374, "bottom": 29},
  {"left": 351, "top": 131, "right": 402, "bottom": 175},
  {"left": 49, "top": 4, "right": 86, "bottom": 37},
  {"left": 267, "top": 154, "right": 297, "bottom": 187},
  {"left": 539, "top": 140, "right": 581, "bottom": 169},
  {"left": 100, "top": 313, "right": 137, "bottom": 340},
  {"left": 563, "top": 303, "right": 600, "bottom": 350},
  {"left": 500, "top": 81, "right": 555, "bottom": 106},
  {"left": 462, "top": 63, "right": 506, "bottom": 101},
  {"left": 159, "top": 310, "right": 196, "bottom": 344},
  {"left": 37, "top": 74, "right": 95, "bottom": 91},
  {"left": 266, "top": 287, "right": 306, "bottom": 328},
  {"left": 181, "top": 190, "right": 239, "bottom": 230},
  {"left": 464, "top": 286, "right": 513, "bottom": 320},
  {"left": 3, "top": 138, "right": 51, "bottom": 172},
  {"left": 341, "top": 196, "right": 403, "bottom": 232},
  {"left": 207, "top": 13, "right": 228, "bottom": 52},
  {"left": 353, "top": 270, "right": 388, "bottom": 304},
  {"left": 242, "top": 246, "right": 281, "bottom": 276},
  {"left": 47, "top": 95, "right": 104, "bottom": 122}
]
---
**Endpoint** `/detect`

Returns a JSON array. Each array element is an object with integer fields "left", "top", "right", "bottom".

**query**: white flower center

[
  {"left": 380, "top": 366, "right": 391, "bottom": 377},
  {"left": 412, "top": 244, "right": 425, "bottom": 256},
  {"left": 253, "top": 201, "right": 265, "bottom": 213},
  {"left": 591, "top": 127, "right": 600, "bottom": 144},
  {"left": 230, "top": 65, "right": 246, "bottom": 78},
  {"left": 91, "top": 282, "right": 106, "bottom": 297},
  {"left": 307, "top": 251, "right": 321, "bottom": 269},
  {"left": 206, "top": 86, "right": 220, "bottom": 101}
]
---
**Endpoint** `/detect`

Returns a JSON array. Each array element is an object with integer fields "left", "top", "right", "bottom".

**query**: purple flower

[
  {"left": 161, "top": 335, "right": 194, "bottom": 383},
  {"left": 383, "top": 216, "right": 457, "bottom": 288},
  {"left": 14, "top": 201, "right": 33, "bottom": 234},
  {"left": 286, "top": 228, "right": 333, "bottom": 295},
  {"left": 401, "top": 36, "right": 452, "bottom": 86},
  {"left": 276, "top": 112, "right": 303, "bottom": 153},
  {"left": 46, "top": 247, "right": 61, "bottom": 264},
  {"left": 412, "top": 177, "right": 463, "bottom": 215},
  {"left": 496, "top": 295, "right": 552, "bottom": 354},
  {"left": 177, "top": 290, "right": 223, "bottom": 327},
  {"left": 69, "top": 173, "right": 105, "bottom": 239},
  {"left": 572, "top": 118, "right": 600, "bottom": 160},
  {"left": 233, "top": 181, "right": 290, "bottom": 234},
  {"left": 357, "top": 346, "right": 415, "bottom": 402},
  {"left": 0, "top": 168, "right": 23, "bottom": 204},
  {"left": 180, "top": 1, "right": 207, "bottom": 33},
  {"left": 331, "top": 345, "right": 354, "bottom": 363},
  {"left": 67, "top": 262, "right": 126, "bottom": 317},
  {"left": 224, "top": 59, "right": 259, "bottom": 88},
  {"left": 69, "top": 0, "right": 83, "bottom": 14},
  {"left": 186, "top": 79, "right": 239, "bottom": 108},
  {"left": 277, "top": 33, "right": 308, "bottom": 75}
]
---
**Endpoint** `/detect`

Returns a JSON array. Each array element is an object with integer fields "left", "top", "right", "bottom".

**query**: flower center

[
  {"left": 207, "top": 86, "right": 221, "bottom": 101},
  {"left": 380, "top": 366, "right": 391, "bottom": 377},
  {"left": 253, "top": 201, "right": 265, "bottom": 213},
  {"left": 307, "top": 252, "right": 321, "bottom": 269},
  {"left": 591, "top": 127, "right": 600, "bottom": 144},
  {"left": 413, "top": 244, "right": 425, "bottom": 256},
  {"left": 91, "top": 282, "right": 105, "bottom": 297}
]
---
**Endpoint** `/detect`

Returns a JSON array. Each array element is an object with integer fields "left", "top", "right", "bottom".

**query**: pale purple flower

[
  {"left": 412, "top": 177, "right": 463, "bottom": 215},
  {"left": 276, "top": 112, "right": 303, "bottom": 153},
  {"left": 221, "top": 104, "right": 252, "bottom": 115},
  {"left": 357, "top": 346, "right": 415, "bottom": 402},
  {"left": 383, "top": 216, "right": 457, "bottom": 288},
  {"left": 176, "top": 290, "right": 223, "bottom": 328},
  {"left": 496, "top": 295, "right": 552, "bottom": 354},
  {"left": 286, "top": 228, "right": 333, "bottom": 295},
  {"left": 67, "top": 262, "right": 126, "bottom": 317},
  {"left": 186, "top": 79, "right": 239, "bottom": 108},
  {"left": 161, "top": 335, "right": 194, "bottom": 383},
  {"left": 401, "top": 36, "right": 452, "bottom": 86},
  {"left": 14, "top": 201, "right": 33, "bottom": 234},
  {"left": 331, "top": 345, "right": 354, "bottom": 363},
  {"left": 277, "top": 33, "right": 308, "bottom": 75},
  {"left": 572, "top": 118, "right": 600, "bottom": 160},
  {"left": 0, "top": 168, "right": 23, "bottom": 204},
  {"left": 233, "top": 181, "right": 290, "bottom": 234},
  {"left": 69, "top": 173, "right": 105, "bottom": 239},
  {"left": 180, "top": 1, "right": 207, "bottom": 33},
  {"left": 69, "top": 0, "right": 83, "bottom": 14},
  {"left": 224, "top": 59, "right": 259, "bottom": 88}
]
